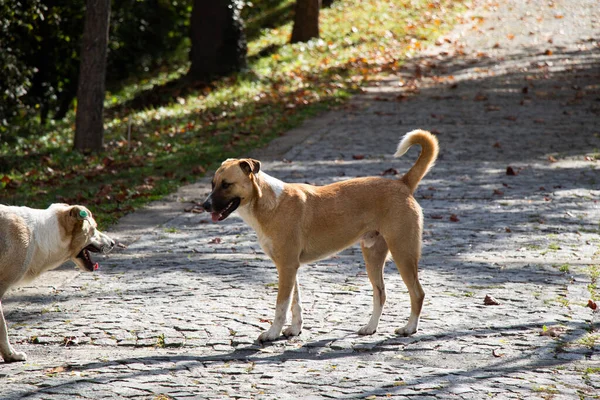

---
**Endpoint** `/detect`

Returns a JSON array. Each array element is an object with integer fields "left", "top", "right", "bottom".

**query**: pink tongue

[
  {"left": 211, "top": 213, "right": 220, "bottom": 222},
  {"left": 93, "top": 263, "right": 99, "bottom": 271}
]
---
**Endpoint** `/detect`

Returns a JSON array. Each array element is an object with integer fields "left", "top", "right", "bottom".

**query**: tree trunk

[
  {"left": 74, "top": 0, "right": 110, "bottom": 152},
  {"left": 290, "top": 0, "right": 321, "bottom": 43},
  {"left": 188, "top": 0, "right": 247, "bottom": 81}
]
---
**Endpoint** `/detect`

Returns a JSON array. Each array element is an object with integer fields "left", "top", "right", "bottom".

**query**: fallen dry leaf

[
  {"left": 44, "top": 366, "right": 68, "bottom": 375},
  {"left": 540, "top": 326, "right": 565, "bottom": 337},
  {"left": 381, "top": 168, "right": 399, "bottom": 176},
  {"left": 430, "top": 214, "right": 444, "bottom": 220},
  {"left": 493, "top": 189, "right": 504, "bottom": 196},
  {"left": 493, "top": 141, "right": 501, "bottom": 148},
  {"left": 506, "top": 166, "right": 517, "bottom": 176},
  {"left": 587, "top": 300, "right": 597, "bottom": 310},
  {"left": 548, "top": 155, "right": 558, "bottom": 163},
  {"left": 449, "top": 214, "right": 460, "bottom": 222},
  {"left": 492, "top": 349, "right": 505, "bottom": 357},
  {"left": 484, "top": 294, "right": 500, "bottom": 305},
  {"left": 352, "top": 154, "right": 365, "bottom": 160},
  {"left": 192, "top": 165, "right": 206, "bottom": 175},
  {"left": 208, "top": 238, "right": 222, "bottom": 244}
]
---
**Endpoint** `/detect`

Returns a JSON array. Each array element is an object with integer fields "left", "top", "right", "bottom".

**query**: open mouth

[
  {"left": 76, "top": 244, "right": 102, "bottom": 271},
  {"left": 211, "top": 197, "right": 241, "bottom": 222}
]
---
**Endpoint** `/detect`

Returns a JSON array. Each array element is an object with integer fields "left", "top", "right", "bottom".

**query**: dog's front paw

[
  {"left": 395, "top": 325, "right": 417, "bottom": 337},
  {"left": 357, "top": 324, "right": 377, "bottom": 336},
  {"left": 257, "top": 328, "right": 281, "bottom": 343},
  {"left": 282, "top": 325, "right": 302, "bottom": 337},
  {"left": 3, "top": 350, "right": 27, "bottom": 363}
]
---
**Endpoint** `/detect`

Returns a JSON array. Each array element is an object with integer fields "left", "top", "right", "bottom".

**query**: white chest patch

[
  {"left": 236, "top": 205, "right": 274, "bottom": 258},
  {"left": 259, "top": 171, "right": 285, "bottom": 199}
]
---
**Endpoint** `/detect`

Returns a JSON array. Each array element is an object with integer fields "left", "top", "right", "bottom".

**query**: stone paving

[{"left": 2, "top": 0, "right": 600, "bottom": 398}]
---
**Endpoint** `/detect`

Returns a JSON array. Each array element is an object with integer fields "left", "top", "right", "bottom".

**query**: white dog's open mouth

[
  {"left": 76, "top": 244, "right": 101, "bottom": 271},
  {"left": 211, "top": 197, "right": 241, "bottom": 222}
]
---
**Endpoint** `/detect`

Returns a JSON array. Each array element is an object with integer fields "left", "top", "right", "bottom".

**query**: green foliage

[
  {"left": 0, "top": 0, "right": 192, "bottom": 142},
  {"left": 0, "top": 0, "right": 48, "bottom": 138},
  {"left": 107, "top": 0, "right": 192, "bottom": 83}
]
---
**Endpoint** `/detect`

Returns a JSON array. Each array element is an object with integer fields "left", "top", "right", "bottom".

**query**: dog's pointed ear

[
  {"left": 239, "top": 158, "right": 261, "bottom": 175},
  {"left": 69, "top": 205, "right": 90, "bottom": 221}
]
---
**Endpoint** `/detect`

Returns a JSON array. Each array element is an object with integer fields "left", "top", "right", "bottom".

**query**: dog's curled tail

[{"left": 394, "top": 129, "right": 439, "bottom": 193}]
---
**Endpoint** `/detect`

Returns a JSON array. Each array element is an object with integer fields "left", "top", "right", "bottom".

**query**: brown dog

[
  {"left": 0, "top": 203, "right": 115, "bottom": 362},
  {"left": 203, "top": 130, "right": 438, "bottom": 342}
]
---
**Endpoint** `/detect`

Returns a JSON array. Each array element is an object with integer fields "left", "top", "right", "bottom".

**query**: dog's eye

[{"left": 221, "top": 181, "right": 231, "bottom": 189}]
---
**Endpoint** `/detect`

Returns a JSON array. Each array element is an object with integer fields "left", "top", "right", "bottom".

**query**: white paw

[
  {"left": 357, "top": 325, "right": 377, "bottom": 336},
  {"left": 4, "top": 350, "right": 27, "bottom": 363},
  {"left": 257, "top": 328, "right": 281, "bottom": 343},
  {"left": 282, "top": 325, "right": 302, "bottom": 337},
  {"left": 395, "top": 325, "right": 417, "bottom": 337}
]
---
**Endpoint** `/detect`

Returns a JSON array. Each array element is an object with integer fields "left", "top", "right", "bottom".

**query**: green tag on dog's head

[{"left": 79, "top": 210, "right": 88, "bottom": 219}]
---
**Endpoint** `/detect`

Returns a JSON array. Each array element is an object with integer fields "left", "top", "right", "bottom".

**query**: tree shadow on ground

[{"left": 1, "top": 320, "right": 594, "bottom": 398}]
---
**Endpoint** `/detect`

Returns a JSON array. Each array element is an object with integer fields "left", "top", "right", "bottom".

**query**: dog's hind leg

[
  {"left": 387, "top": 242, "right": 424, "bottom": 337},
  {"left": 358, "top": 234, "right": 389, "bottom": 335},
  {"left": 258, "top": 262, "right": 300, "bottom": 342},
  {"left": 0, "top": 300, "right": 27, "bottom": 362},
  {"left": 282, "top": 280, "right": 303, "bottom": 337}
]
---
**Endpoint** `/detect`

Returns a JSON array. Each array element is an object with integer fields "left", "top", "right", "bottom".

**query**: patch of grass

[
  {"left": 548, "top": 243, "right": 561, "bottom": 251},
  {"left": 156, "top": 333, "right": 165, "bottom": 348},
  {"left": 577, "top": 333, "right": 600, "bottom": 349},
  {"left": 0, "top": 0, "right": 466, "bottom": 228},
  {"left": 532, "top": 385, "right": 559, "bottom": 395},
  {"left": 555, "top": 296, "right": 569, "bottom": 307},
  {"left": 553, "top": 263, "right": 570, "bottom": 273},
  {"left": 154, "top": 395, "right": 174, "bottom": 400},
  {"left": 164, "top": 227, "right": 179, "bottom": 233}
]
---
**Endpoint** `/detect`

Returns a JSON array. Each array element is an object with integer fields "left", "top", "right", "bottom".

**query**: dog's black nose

[
  {"left": 110, "top": 239, "right": 116, "bottom": 248},
  {"left": 202, "top": 199, "right": 212, "bottom": 212}
]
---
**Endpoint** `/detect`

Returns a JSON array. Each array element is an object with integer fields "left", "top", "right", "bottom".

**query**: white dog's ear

[
  {"left": 239, "top": 159, "right": 261, "bottom": 175},
  {"left": 69, "top": 206, "right": 90, "bottom": 221}
]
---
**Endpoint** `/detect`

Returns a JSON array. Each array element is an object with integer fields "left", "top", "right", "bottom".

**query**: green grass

[
  {"left": 577, "top": 333, "right": 600, "bottom": 349},
  {"left": 553, "top": 263, "right": 570, "bottom": 273},
  {"left": 156, "top": 333, "right": 165, "bottom": 348},
  {"left": 0, "top": 0, "right": 466, "bottom": 227}
]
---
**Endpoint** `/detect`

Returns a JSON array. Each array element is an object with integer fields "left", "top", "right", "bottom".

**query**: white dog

[{"left": 0, "top": 203, "right": 114, "bottom": 362}]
